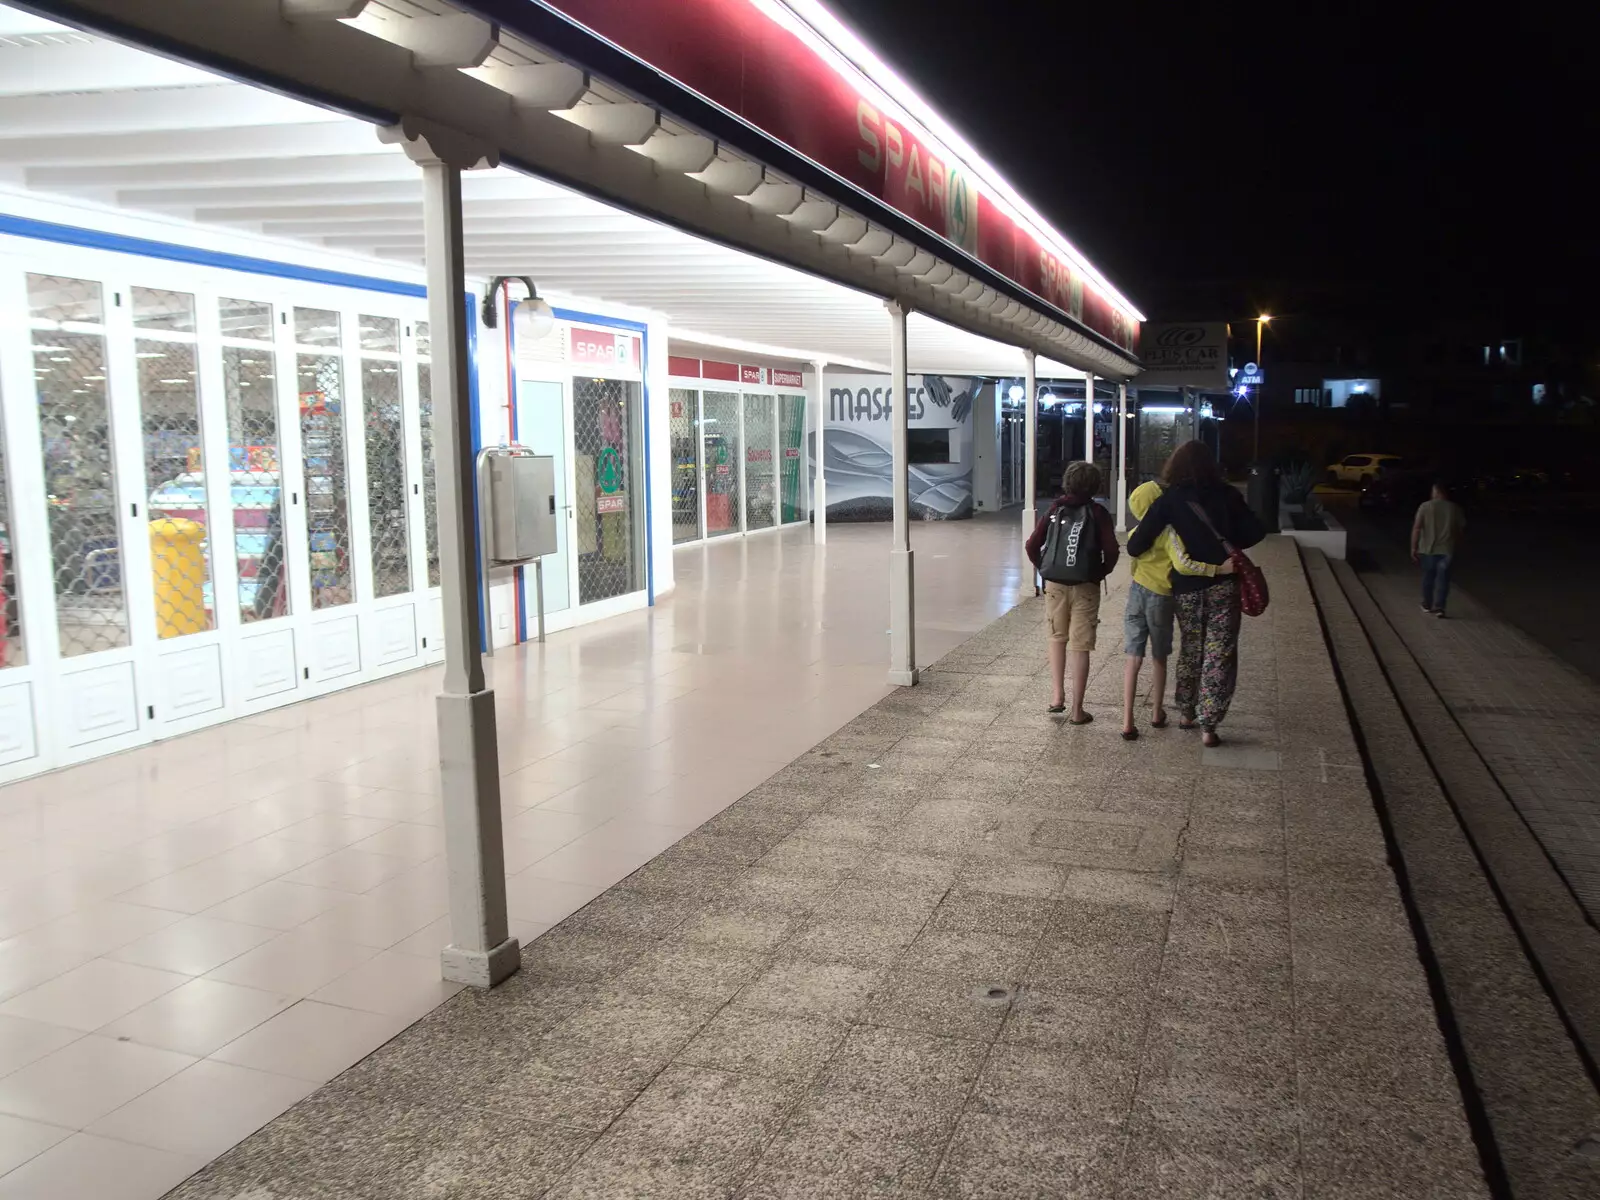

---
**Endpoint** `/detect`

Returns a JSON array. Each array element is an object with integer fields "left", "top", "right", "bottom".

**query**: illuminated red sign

[
  {"left": 740, "top": 365, "right": 766, "bottom": 385},
  {"left": 538, "top": 0, "right": 1137, "bottom": 353},
  {"left": 771, "top": 369, "right": 804, "bottom": 388},
  {"left": 570, "top": 327, "right": 640, "bottom": 369}
]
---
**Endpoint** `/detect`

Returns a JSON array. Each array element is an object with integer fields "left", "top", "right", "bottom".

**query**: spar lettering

[
  {"left": 1038, "top": 250, "right": 1083, "bottom": 319},
  {"left": 829, "top": 385, "right": 927, "bottom": 422},
  {"left": 857, "top": 99, "right": 975, "bottom": 249}
]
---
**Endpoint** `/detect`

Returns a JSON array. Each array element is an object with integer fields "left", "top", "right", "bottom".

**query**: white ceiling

[{"left": 0, "top": 4, "right": 1094, "bottom": 378}]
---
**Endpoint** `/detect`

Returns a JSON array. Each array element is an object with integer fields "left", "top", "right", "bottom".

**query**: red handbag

[{"left": 1187, "top": 501, "right": 1270, "bottom": 617}]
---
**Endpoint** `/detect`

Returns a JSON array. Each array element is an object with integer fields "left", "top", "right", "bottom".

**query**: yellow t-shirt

[{"left": 1128, "top": 481, "right": 1217, "bottom": 596}]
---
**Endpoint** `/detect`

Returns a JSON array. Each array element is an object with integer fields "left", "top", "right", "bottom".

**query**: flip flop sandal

[
  {"left": 1150, "top": 714, "right": 1170, "bottom": 729},
  {"left": 1047, "top": 704, "right": 1066, "bottom": 714},
  {"left": 1202, "top": 730, "right": 1223, "bottom": 748},
  {"left": 1121, "top": 728, "right": 1139, "bottom": 741},
  {"left": 1068, "top": 713, "right": 1094, "bottom": 726}
]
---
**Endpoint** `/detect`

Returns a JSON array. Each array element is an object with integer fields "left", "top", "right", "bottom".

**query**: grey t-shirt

[{"left": 1415, "top": 499, "right": 1466, "bottom": 556}]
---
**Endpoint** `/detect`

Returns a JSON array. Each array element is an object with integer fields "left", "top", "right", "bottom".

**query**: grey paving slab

[{"left": 166, "top": 536, "right": 1486, "bottom": 1200}]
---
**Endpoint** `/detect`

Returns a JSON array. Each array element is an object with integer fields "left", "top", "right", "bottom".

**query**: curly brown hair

[
  {"left": 1061, "top": 460, "right": 1102, "bottom": 497},
  {"left": 1161, "top": 440, "right": 1221, "bottom": 489}
]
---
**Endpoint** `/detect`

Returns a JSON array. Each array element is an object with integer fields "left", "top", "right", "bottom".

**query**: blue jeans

[{"left": 1420, "top": 553, "right": 1453, "bottom": 613}]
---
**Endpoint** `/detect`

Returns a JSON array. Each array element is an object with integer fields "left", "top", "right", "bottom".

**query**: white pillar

[
  {"left": 811, "top": 357, "right": 827, "bottom": 545},
  {"left": 886, "top": 301, "right": 918, "bottom": 687},
  {"left": 1116, "top": 382, "right": 1130, "bottom": 532},
  {"left": 389, "top": 121, "right": 519, "bottom": 989},
  {"left": 1084, "top": 371, "right": 1096, "bottom": 480},
  {"left": 1022, "top": 349, "right": 1038, "bottom": 538}
]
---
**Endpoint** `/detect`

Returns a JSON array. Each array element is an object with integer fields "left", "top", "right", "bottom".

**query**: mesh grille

[
  {"left": 362, "top": 343, "right": 411, "bottom": 598},
  {"left": 29, "top": 274, "right": 129, "bottom": 658},
  {"left": 743, "top": 393, "right": 776, "bottom": 531},
  {"left": 669, "top": 387, "right": 701, "bottom": 543},
  {"left": 702, "top": 390, "right": 741, "bottom": 537},
  {"left": 573, "top": 376, "right": 641, "bottom": 604},
  {"left": 137, "top": 305, "right": 214, "bottom": 638},
  {"left": 0, "top": 397, "right": 24, "bottom": 668},
  {"left": 779, "top": 393, "right": 805, "bottom": 523},
  {"left": 222, "top": 328, "right": 289, "bottom": 624},
  {"left": 296, "top": 335, "right": 354, "bottom": 610},
  {"left": 416, "top": 359, "right": 440, "bottom": 587}
]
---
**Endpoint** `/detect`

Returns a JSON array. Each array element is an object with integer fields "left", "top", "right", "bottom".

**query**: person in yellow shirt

[{"left": 1121, "top": 480, "right": 1229, "bottom": 739}]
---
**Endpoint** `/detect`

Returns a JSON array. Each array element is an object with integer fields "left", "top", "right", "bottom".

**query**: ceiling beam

[
  {"left": 0, "top": 83, "right": 341, "bottom": 137},
  {"left": 0, "top": 40, "right": 216, "bottom": 96}
]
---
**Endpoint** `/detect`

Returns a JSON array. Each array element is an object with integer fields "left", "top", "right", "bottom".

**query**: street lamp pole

[{"left": 1253, "top": 314, "right": 1271, "bottom": 463}]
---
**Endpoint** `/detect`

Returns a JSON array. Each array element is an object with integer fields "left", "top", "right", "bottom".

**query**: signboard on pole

[{"left": 1138, "top": 322, "right": 1229, "bottom": 390}]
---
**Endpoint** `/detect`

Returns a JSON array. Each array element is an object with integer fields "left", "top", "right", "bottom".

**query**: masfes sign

[{"left": 1138, "top": 322, "right": 1229, "bottom": 390}]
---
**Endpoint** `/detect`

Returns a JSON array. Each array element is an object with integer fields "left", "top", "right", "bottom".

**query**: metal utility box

[{"left": 478, "top": 447, "right": 556, "bottom": 566}]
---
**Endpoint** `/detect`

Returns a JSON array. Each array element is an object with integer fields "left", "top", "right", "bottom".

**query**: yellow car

[{"left": 1325, "top": 453, "right": 1405, "bottom": 486}]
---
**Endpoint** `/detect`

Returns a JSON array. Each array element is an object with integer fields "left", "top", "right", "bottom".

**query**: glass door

[
  {"left": 669, "top": 387, "right": 702, "bottom": 543},
  {"left": 572, "top": 376, "right": 644, "bottom": 605},
  {"left": 743, "top": 393, "right": 776, "bottom": 531},
  {"left": 516, "top": 378, "right": 573, "bottom": 618},
  {"left": 701, "top": 391, "right": 741, "bottom": 537}
]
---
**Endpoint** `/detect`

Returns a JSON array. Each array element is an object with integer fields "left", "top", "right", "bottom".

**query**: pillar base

[
  {"left": 441, "top": 936, "right": 521, "bottom": 988},
  {"left": 888, "top": 546, "right": 917, "bottom": 687}
]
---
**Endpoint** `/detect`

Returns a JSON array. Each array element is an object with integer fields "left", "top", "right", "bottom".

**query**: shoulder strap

[{"left": 1186, "top": 499, "right": 1236, "bottom": 556}]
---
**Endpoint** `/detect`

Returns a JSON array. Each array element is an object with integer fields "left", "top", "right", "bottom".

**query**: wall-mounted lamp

[{"left": 482, "top": 276, "right": 555, "bottom": 341}]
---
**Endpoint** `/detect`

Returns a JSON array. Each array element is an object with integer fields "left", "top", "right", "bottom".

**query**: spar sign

[{"left": 533, "top": 0, "right": 1139, "bottom": 355}]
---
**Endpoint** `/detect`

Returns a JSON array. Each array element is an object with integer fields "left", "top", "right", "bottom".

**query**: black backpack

[{"left": 1040, "top": 502, "right": 1101, "bottom": 585}]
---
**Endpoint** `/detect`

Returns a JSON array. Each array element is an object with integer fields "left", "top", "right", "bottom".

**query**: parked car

[
  {"left": 1325, "top": 453, "right": 1406, "bottom": 486},
  {"left": 1359, "top": 469, "right": 1433, "bottom": 513}
]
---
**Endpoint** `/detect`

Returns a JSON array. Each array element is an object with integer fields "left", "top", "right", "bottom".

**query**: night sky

[{"left": 827, "top": 1, "right": 1595, "bottom": 326}]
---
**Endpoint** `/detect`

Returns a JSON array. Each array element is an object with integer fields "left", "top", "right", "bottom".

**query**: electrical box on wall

[{"left": 478, "top": 448, "right": 557, "bottom": 565}]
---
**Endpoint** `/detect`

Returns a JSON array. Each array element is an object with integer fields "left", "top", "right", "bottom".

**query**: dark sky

[{"left": 827, "top": 1, "right": 1596, "bottom": 325}]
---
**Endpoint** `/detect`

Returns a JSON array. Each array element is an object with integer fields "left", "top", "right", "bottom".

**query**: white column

[
  {"left": 1084, "top": 371, "right": 1096, "bottom": 478},
  {"left": 1116, "top": 382, "right": 1130, "bottom": 532},
  {"left": 886, "top": 301, "right": 918, "bottom": 687},
  {"left": 811, "top": 357, "right": 827, "bottom": 545},
  {"left": 1022, "top": 349, "right": 1038, "bottom": 540},
  {"left": 388, "top": 121, "right": 519, "bottom": 989}
]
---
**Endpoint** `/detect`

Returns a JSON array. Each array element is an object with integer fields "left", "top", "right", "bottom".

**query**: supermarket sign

[
  {"left": 569, "top": 327, "right": 640, "bottom": 370},
  {"left": 537, "top": 0, "right": 1139, "bottom": 354}
]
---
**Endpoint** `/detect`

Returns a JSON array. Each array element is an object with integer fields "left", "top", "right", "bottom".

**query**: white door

[{"left": 516, "top": 378, "right": 573, "bottom": 623}]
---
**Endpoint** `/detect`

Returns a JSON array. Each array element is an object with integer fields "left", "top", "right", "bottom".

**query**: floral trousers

[{"left": 1175, "top": 578, "right": 1242, "bottom": 729}]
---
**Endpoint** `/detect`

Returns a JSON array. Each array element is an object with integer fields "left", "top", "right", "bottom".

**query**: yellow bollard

[{"left": 149, "top": 517, "right": 208, "bottom": 638}]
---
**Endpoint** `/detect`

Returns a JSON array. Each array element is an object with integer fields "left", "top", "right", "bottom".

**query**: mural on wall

[{"left": 811, "top": 374, "right": 986, "bottom": 521}]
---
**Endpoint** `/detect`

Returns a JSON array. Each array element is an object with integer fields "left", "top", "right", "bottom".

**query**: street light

[{"left": 1256, "top": 313, "right": 1271, "bottom": 362}]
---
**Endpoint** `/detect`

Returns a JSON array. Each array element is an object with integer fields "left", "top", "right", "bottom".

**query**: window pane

[
  {"left": 669, "top": 388, "right": 701, "bottom": 543},
  {"left": 362, "top": 359, "right": 411, "bottom": 597},
  {"left": 223, "top": 346, "right": 289, "bottom": 623},
  {"left": 0, "top": 411, "right": 26, "bottom": 668},
  {"left": 220, "top": 297, "right": 274, "bottom": 342},
  {"left": 298, "top": 354, "right": 353, "bottom": 608},
  {"left": 28, "top": 273, "right": 103, "bottom": 324},
  {"left": 415, "top": 321, "right": 431, "bottom": 358},
  {"left": 140, "top": 340, "right": 213, "bottom": 636},
  {"left": 132, "top": 287, "right": 196, "bottom": 333},
  {"left": 33, "top": 314, "right": 128, "bottom": 657},
  {"left": 359, "top": 314, "right": 400, "bottom": 354},
  {"left": 417, "top": 363, "right": 440, "bottom": 587},
  {"left": 294, "top": 307, "right": 341, "bottom": 349},
  {"left": 779, "top": 393, "right": 805, "bottom": 523}
]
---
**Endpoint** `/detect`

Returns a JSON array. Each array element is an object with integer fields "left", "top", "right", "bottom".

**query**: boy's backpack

[{"left": 1039, "top": 502, "right": 1101, "bottom": 585}]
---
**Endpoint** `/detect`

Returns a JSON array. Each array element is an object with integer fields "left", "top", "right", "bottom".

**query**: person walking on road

[
  {"left": 1127, "top": 441, "right": 1264, "bottom": 747},
  {"left": 1120, "top": 480, "right": 1226, "bottom": 741},
  {"left": 1412, "top": 480, "right": 1466, "bottom": 617},
  {"left": 1026, "top": 461, "right": 1119, "bottom": 723}
]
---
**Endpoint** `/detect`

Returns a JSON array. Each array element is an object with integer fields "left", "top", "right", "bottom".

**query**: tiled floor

[
  {"left": 0, "top": 518, "right": 1028, "bottom": 1198},
  {"left": 164, "top": 536, "right": 1485, "bottom": 1200}
]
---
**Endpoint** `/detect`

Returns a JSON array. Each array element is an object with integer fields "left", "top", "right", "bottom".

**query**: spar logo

[{"left": 945, "top": 166, "right": 977, "bottom": 253}]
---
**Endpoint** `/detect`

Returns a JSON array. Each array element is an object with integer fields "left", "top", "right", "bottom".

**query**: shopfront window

[
  {"left": 778, "top": 393, "right": 806, "bottom": 523},
  {"left": 295, "top": 308, "right": 352, "bottom": 609},
  {"left": 669, "top": 387, "right": 701, "bottom": 543},
  {"left": 743, "top": 393, "right": 776, "bottom": 531},
  {"left": 360, "top": 316, "right": 411, "bottom": 598},
  {"left": 701, "top": 391, "right": 741, "bottom": 537},
  {"left": 220, "top": 303, "right": 287, "bottom": 624},
  {"left": 573, "top": 376, "right": 644, "bottom": 604}
]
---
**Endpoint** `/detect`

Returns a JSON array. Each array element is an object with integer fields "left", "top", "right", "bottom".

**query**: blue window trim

[
  {"left": 555, "top": 307, "right": 655, "bottom": 608},
  {"left": 0, "top": 213, "right": 428, "bottom": 298}
]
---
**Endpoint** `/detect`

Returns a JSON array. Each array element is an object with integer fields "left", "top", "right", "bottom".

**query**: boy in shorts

[
  {"left": 1025, "top": 461, "right": 1119, "bottom": 723},
  {"left": 1121, "top": 480, "right": 1220, "bottom": 740}
]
